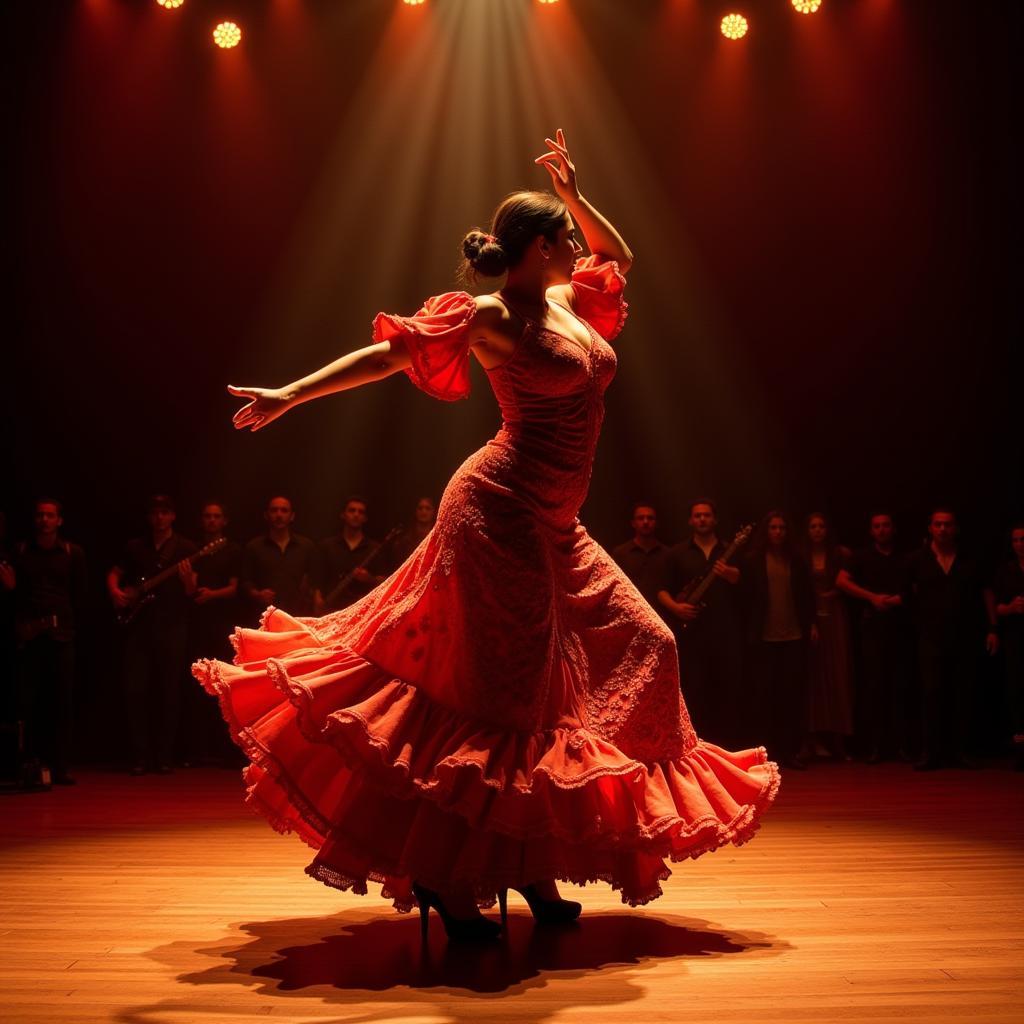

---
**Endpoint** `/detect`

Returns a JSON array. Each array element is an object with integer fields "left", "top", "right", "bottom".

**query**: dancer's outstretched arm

[
  {"left": 228, "top": 339, "right": 413, "bottom": 432},
  {"left": 535, "top": 128, "right": 633, "bottom": 273}
]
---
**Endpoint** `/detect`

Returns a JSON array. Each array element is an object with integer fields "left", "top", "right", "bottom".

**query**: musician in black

[
  {"left": 612, "top": 503, "right": 670, "bottom": 619},
  {"left": 107, "top": 494, "right": 197, "bottom": 775},
  {"left": 836, "top": 512, "right": 913, "bottom": 763},
  {"left": 241, "top": 495, "right": 318, "bottom": 617},
  {"left": 389, "top": 496, "right": 436, "bottom": 570},
  {"left": 183, "top": 501, "right": 241, "bottom": 764},
  {"left": 992, "top": 522, "right": 1024, "bottom": 770},
  {"left": 316, "top": 496, "right": 385, "bottom": 613},
  {"left": 12, "top": 499, "right": 87, "bottom": 786},
  {"left": 905, "top": 508, "right": 998, "bottom": 770},
  {"left": 657, "top": 498, "right": 742, "bottom": 746}
]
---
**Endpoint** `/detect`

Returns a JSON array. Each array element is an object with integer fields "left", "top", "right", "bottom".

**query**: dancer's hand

[
  {"left": 535, "top": 129, "right": 581, "bottom": 203},
  {"left": 228, "top": 385, "right": 295, "bottom": 432}
]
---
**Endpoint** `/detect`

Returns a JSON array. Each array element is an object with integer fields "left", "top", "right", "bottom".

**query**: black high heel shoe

[
  {"left": 498, "top": 885, "right": 582, "bottom": 927},
  {"left": 412, "top": 882, "right": 502, "bottom": 942}
]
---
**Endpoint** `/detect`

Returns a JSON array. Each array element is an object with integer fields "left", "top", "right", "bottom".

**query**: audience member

[
  {"left": 612, "top": 503, "right": 669, "bottom": 618},
  {"left": 993, "top": 522, "right": 1024, "bottom": 770},
  {"left": 389, "top": 496, "right": 437, "bottom": 569},
  {"left": 317, "top": 496, "right": 386, "bottom": 613},
  {"left": 241, "top": 495, "right": 318, "bottom": 617},
  {"left": 12, "top": 499, "right": 87, "bottom": 785},
  {"left": 802, "top": 513, "right": 854, "bottom": 761},
  {"left": 107, "top": 495, "right": 197, "bottom": 775},
  {"left": 905, "top": 508, "right": 999, "bottom": 770},
  {"left": 837, "top": 512, "right": 913, "bottom": 763},
  {"left": 657, "top": 498, "right": 742, "bottom": 745},
  {"left": 741, "top": 511, "right": 815, "bottom": 769}
]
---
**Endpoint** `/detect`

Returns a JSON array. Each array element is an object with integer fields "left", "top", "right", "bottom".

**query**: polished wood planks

[{"left": 0, "top": 763, "right": 1021, "bottom": 1023}]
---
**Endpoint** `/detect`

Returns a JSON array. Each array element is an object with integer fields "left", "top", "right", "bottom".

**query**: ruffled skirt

[{"left": 194, "top": 590, "right": 779, "bottom": 911}]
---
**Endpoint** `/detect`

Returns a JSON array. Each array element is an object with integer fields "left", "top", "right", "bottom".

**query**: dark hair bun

[{"left": 461, "top": 229, "right": 508, "bottom": 279}]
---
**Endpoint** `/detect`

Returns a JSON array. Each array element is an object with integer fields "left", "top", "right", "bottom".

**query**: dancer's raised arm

[
  {"left": 228, "top": 339, "right": 413, "bottom": 432},
  {"left": 535, "top": 129, "right": 633, "bottom": 273}
]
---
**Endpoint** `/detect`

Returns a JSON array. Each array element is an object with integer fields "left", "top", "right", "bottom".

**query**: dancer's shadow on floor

[{"left": 163, "top": 907, "right": 786, "bottom": 1002}]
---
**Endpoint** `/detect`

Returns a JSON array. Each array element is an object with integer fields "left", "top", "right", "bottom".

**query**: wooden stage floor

[{"left": 1, "top": 763, "right": 1021, "bottom": 1024}]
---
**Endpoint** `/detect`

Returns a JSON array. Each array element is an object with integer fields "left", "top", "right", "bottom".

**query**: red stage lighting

[
  {"left": 156, "top": 0, "right": 184, "bottom": 8},
  {"left": 721, "top": 14, "right": 749, "bottom": 40},
  {"left": 213, "top": 21, "right": 242, "bottom": 49},
  {"left": 402, "top": 0, "right": 426, "bottom": 6},
  {"left": 537, "top": 0, "right": 561, "bottom": 5},
  {"left": 792, "top": 0, "right": 823, "bottom": 13}
]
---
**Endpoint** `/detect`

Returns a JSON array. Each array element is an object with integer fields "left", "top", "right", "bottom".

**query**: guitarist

[
  {"left": 316, "top": 496, "right": 385, "bottom": 613},
  {"left": 107, "top": 494, "right": 197, "bottom": 776},
  {"left": 12, "top": 498, "right": 87, "bottom": 786},
  {"left": 656, "top": 498, "right": 742, "bottom": 747}
]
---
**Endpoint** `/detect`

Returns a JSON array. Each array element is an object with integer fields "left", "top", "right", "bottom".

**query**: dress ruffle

[
  {"left": 571, "top": 255, "right": 629, "bottom": 342},
  {"left": 193, "top": 607, "right": 780, "bottom": 911},
  {"left": 373, "top": 291, "right": 477, "bottom": 402}
]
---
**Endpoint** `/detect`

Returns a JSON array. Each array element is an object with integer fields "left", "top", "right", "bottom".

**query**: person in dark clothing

[
  {"left": 741, "top": 510, "right": 816, "bottom": 769},
  {"left": 802, "top": 513, "right": 854, "bottom": 761},
  {"left": 316, "top": 496, "right": 386, "bottom": 613},
  {"left": 241, "top": 495, "right": 318, "bottom": 617},
  {"left": 611, "top": 502, "right": 669, "bottom": 619},
  {"left": 0, "top": 511, "right": 17, "bottom": 728},
  {"left": 993, "top": 522, "right": 1024, "bottom": 770},
  {"left": 183, "top": 501, "right": 241, "bottom": 764},
  {"left": 108, "top": 495, "right": 197, "bottom": 775},
  {"left": 389, "top": 496, "right": 437, "bottom": 570},
  {"left": 837, "top": 512, "right": 914, "bottom": 763},
  {"left": 657, "top": 498, "right": 742, "bottom": 745},
  {"left": 905, "top": 508, "right": 999, "bottom": 770},
  {"left": 12, "top": 498, "right": 87, "bottom": 785}
]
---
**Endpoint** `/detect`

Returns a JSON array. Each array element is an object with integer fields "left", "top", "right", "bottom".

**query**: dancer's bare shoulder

[{"left": 467, "top": 294, "right": 520, "bottom": 370}]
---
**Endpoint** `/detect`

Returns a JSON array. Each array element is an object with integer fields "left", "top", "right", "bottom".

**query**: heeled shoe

[
  {"left": 498, "top": 885, "right": 583, "bottom": 927},
  {"left": 411, "top": 882, "right": 502, "bottom": 943}
]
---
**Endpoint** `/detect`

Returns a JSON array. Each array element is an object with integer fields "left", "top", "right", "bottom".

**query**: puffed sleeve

[
  {"left": 570, "top": 254, "right": 629, "bottom": 342},
  {"left": 372, "top": 291, "right": 477, "bottom": 401}
]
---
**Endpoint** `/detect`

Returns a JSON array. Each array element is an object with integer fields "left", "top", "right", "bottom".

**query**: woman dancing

[{"left": 196, "top": 130, "right": 780, "bottom": 941}]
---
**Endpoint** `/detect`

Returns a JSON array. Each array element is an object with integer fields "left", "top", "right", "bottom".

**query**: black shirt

[
  {"left": 611, "top": 539, "right": 669, "bottom": 613},
  {"left": 117, "top": 533, "right": 198, "bottom": 625},
  {"left": 195, "top": 539, "right": 242, "bottom": 591},
  {"left": 319, "top": 534, "right": 382, "bottom": 611},
  {"left": 992, "top": 559, "right": 1024, "bottom": 643},
  {"left": 662, "top": 537, "right": 739, "bottom": 638},
  {"left": 241, "top": 534, "right": 319, "bottom": 616},
  {"left": 847, "top": 545, "right": 910, "bottom": 622},
  {"left": 905, "top": 545, "right": 986, "bottom": 645},
  {"left": 13, "top": 537, "right": 88, "bottom": 640}
]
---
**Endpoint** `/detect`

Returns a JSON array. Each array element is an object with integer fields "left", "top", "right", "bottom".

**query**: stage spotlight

[
  {"left": 792, "top": 0, "right": 822, "bottom": 13},
  {"left": 156, "top": 0, "right": 184, "bottom": 8},
  {"left": 537, "top": 0, "right": 561, "bottom": 5},
  {"left": 721, "top": 14, "right": 749, "bottom": 40},
  {"left": 402, "top": 0, "right": 426, "bottom": 6},
  {"left": 213, "top": 21, "right": 242, "bottom": 49}
]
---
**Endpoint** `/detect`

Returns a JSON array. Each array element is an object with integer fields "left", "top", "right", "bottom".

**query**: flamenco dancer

[{"left": 195, "top": 131, "right": 780, "bottom": 941}]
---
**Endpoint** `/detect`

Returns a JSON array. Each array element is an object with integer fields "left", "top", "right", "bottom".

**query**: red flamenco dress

[{"left": 193, "top": 256, "right": 780, "bottom": 910}]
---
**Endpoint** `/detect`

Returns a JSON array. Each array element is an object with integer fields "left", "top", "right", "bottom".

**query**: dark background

[{"left": 4, "top": 1, "right": 1019, "bottom": 675}]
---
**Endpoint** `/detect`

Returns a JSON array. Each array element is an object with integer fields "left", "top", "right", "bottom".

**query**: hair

[
  {"left": 688, "top": 496, "right": 718, "bottom": 517},
  {"left": 868, "top": 509, "right": 894, "bottom": 524},
  {"left": 630, "top": 502, "right": 657, "bottom": 519},
  {"left": 803, "top": 511, "right": 846, "bottom": 578},
  {"left": 266, "top": 494, "right": 293, "bottom": 510},
  {"left": 201, "top": 499, "right": 228, "bottom": 516},
  {"left": 34, "top": 496, "right": 63, "bottom": 516},
  {"left": 928, "top": 505, "right": 957, "bottom": 524},
  {"left": 749, "top": 508, "right": 796, "bottom": 560},
  {"left": 460, "top": 190, "right": 568, "bottom": 282},
  {"left": 342, "top": 494, "right": 369, "bottom": 511}
]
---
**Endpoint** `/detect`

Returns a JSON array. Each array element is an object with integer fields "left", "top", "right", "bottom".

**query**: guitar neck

[
  {"left": 688, "top": 535, "right": 745, "bottom": 603},
  {"left": 325, "top": 530, "right": 399, "bottom": 606},
  {"left": 139, "top": 541, "right": 221, "bottom": 594}
]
